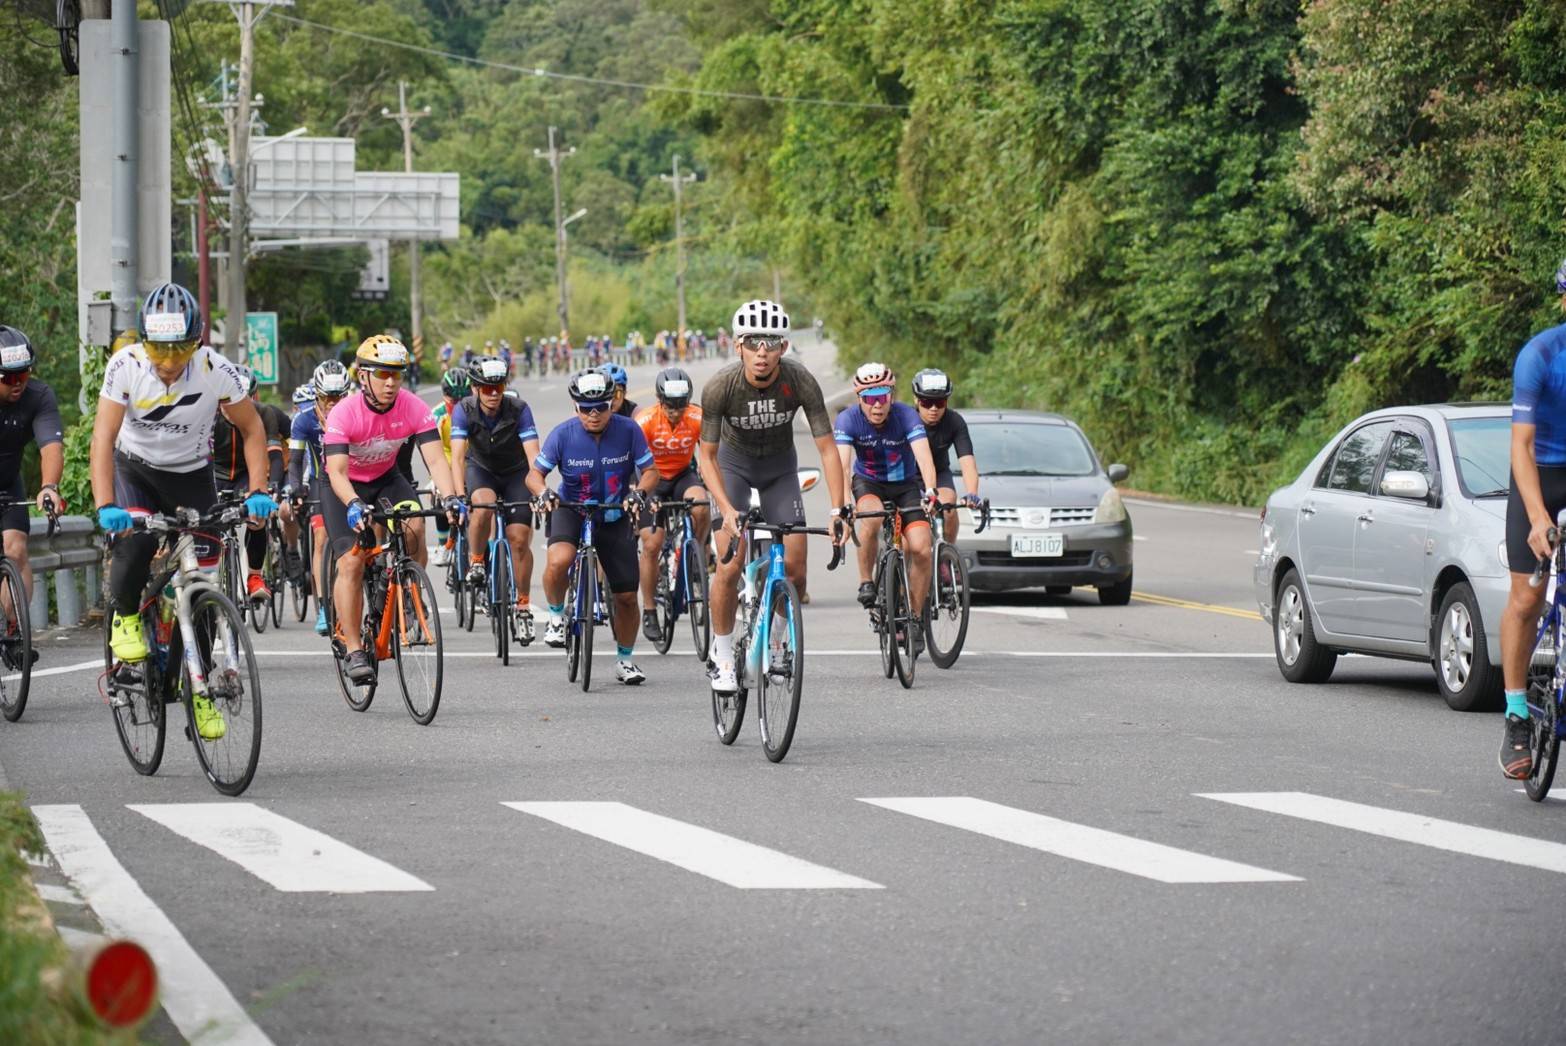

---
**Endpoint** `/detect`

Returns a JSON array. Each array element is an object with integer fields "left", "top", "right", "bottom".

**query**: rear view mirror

[
  {"left": 1107, "top": 463, "right": 1129, "bottom": 483},
  {"left": 798, "top": 468, "right": 821, "bottom": 492},
  {"left": 1380, "top": 470, "right": 1430, "bottom": 501}
]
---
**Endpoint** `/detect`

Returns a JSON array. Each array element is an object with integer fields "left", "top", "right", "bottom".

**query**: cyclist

[
  {"left": 635, "top": 368, "right": 710, "bottom": 640},
  {"left": 211, "top": 366, "right": 288, "bottom": 604},
  {"left": 697, "top": 299, "right": 848, "bottom": 694},
  {"left": 522, "top": 336, "right": 536, "bottom": 378},
  {"left": 910, "top": 369, "right": 984, "bottom": 537},
  {"left": 322, "top": 335, "right": 464, "bottom": 684},
  {"left": 90, "top": 283, "right": 277, "bottom": 739},
  {"left": 836, "top": 363, "right": 940, "bottom": 642},
  {"left": 284, "top": 360, "right": 352, "bottom": 635},
  {"left": 527, "top": 368, "right": 657, "bottom": 685},
  {"left": 452, "top": 356, "right": 540, "bottom": 641},
  {"left": 598, "top": 362, "right": 637, "bottom": 418},
  {"left": 429, "top": 368, "right": 469, "bottom": 567},
  {"left": 0, "top": 326, "right": 65, "bottom": 664},
  {"left": 279, "top": 382, "right": 316, "bottom": 589},
  {"left": 439, "top": 341, "right": 454, "bottom": 371}
]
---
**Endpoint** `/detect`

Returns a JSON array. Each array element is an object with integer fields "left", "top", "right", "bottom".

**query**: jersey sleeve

[
  {"left": 533, "top": 424, "right": 562, "bottom": 474},
  {"left": 322, "top": 399, "right": 354, "bottom": 454},
  {"left": 288, "top": 411, "right": 311, "bottom": 451},
  {"left": 264, "top": 406, "right": 287, "bottom": 447},
  {"left": 699, "top": 371, "right": 729, "bottom": 443},
  {"left": 518, "top": 403, "right": 538, "bottom": 442},
  {"left": 629, "top": 420, "right": 654, "bottom": 471},
  {"left": 833, "top": 407, "right": 857, "bottom": 445},
  {"left": 205, "top": 351, "right": 247, "bottom": 403},
  {"left": 792, "top": 364, "right": 833, "bottom": 439},
  {"left": 404, "top": 392, "right": 437, "bottom": 435},
  {"left": 950, "top": 412, "right": 974, "bottom": 458},
  {"left": 450, "top": 402, "right": 469, "bottom": 440},
  {"left": 1515, "top": 338, "right": 1549, "bottom": 425},
  {"left": 30, "top": 383, "right": 63, "bottom": 448},
  {"left": 99, "top": 348, "right": 134, "bottom": 403},
  {"left": 901, "top": 405, "right": 928, "bottom": 443}
]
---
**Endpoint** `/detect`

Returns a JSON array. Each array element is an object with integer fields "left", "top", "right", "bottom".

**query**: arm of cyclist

[
  {"left": 219, "top": 398, "right": 277, "bottom": 519},
  {"left": 958, "top": 453, "right": 981, "bottom": 507},
  {"left": 814, "top": 431, "right": 850, "bottom": 544},
  {"left": 912, "top": 438, "right": 940, "bottom": 507},
  {"left": 449, "top": 436, "right": 468, "bottom": 499},
  {"left": 31, "top": 380, "right": 64, "bottom": 514},
  {"left": 89, "top": 396, "right": 131, "bottom": 533},
  {"left": 416, "top": 432, "right": 465, "bottom": 522},
  {"left": 1512, "top": 421, "right": 1553, "bottom": 560},
  {"left": 696, "top": 437, "right": 740, "bottom": 549}
]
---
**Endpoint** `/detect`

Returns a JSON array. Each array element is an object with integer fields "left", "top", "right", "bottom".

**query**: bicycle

[
  {"left": 260, "top": 508, "right": 287, "bottom": 630},
  {"left": 541, "top": 499, "right": 623, "bottom": 693},
  {"left": 0, "top": 499, "right": 58, "bottom": 722},
  {"left": 855, "top": 501, "right": 928, "bottom": 689},
  {"left": 1523, "top": 515, "right": 1566, "bottom": 800},
  {"left": 214, "top": 493, "right": 274, "bottom": 635},
  {"left": 468, "top": 497, "right": 536, "bottom": 665},
  {"left": 288, "top": 498, "right": 319, "bottom": 624},
  {"left": 924, "top": 497, "right": 990, "bottom": 669},
  {"left": 647, "top": 498, "right": 712, "bottom": 661},
  {"left": 711, "top": 510, "right": 845, "bottom": 762},
  {"left": 443, "top": 521, "right": 473, "bottom": 631},
  {"left": 325, "top": 499, "right": 447, "bottom": 725},
  {"left": 100, "top": 501, "right": 263, "bottom": 796}
]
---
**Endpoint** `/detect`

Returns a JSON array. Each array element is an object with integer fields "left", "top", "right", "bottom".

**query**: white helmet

[{"left": 731, "top": 299, "right": 789, "bottom": 338}]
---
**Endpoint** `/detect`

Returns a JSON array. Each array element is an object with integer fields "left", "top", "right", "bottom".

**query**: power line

[{"left": 268, "top": 12, "right": 910, "bottom": 113}]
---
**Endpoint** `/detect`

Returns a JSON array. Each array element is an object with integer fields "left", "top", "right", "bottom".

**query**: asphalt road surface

[{"left": 4, "top": 338, "right": 1564, "bottom": 1045}]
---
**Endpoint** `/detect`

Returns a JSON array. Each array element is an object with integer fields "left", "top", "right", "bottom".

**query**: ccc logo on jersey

[{"left": 651, "top": 433, "right": 696, "bottom": 453}]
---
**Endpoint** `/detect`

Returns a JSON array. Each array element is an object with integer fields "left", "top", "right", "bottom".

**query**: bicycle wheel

[
  {"left": 652, "top": 566, "right": 675, "bottom": 655},
  {"left": 925, "top": 542, "right": 969, "bottom": 669},
  {"left": 291, "top": 525, "right": 312, "bottom": 622},
  {"left": 176, "top": 588, "right": 262, "bottom": 796},
  {"left": 0, "top": 558, "right": 33, "bottom": 721},
  {"left": 327, "top": 555, "right": 376, "bottom": 712},
  {"left": 564, "top": 557, "right": 582, "bottom": 683},
  {"left": 877, "top": 556, "right": 896, "bottom": 680},
  {"left": 891, "top": 561, "right": 916, "bottom": 689},
  {"left": 756, "top": 579, "right": 804, "bottom": 763},
  {"left": 1526, "top": 687, "right": 1560, "bottom": 801},
  {"left": 492, "top": 545, "right": 511, "bottom": 666},
  {"left": 684, "top": 535, "right": 711, "bottom": 662},
  {"left": 711, "top": 610, "right": 748, "bottom": 745},
  {"left": 577, "top": 549, "right": 597, "bottom": 692},
  {"left": 392, "top": 560, "right": 443, "bottom": 725},
  {"left": 105, "top": 609, "right": 166, "bottom": 775},
  {"left": 268, "top": 532, "right": 284, "bottom": 628}
]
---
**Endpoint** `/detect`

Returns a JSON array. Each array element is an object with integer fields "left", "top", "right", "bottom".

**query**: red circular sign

[{"left": 84, "top": 939, "right": 158, "bottom": 1028}]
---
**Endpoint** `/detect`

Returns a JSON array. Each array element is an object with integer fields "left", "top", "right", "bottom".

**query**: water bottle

[{"left": 155, "top": 584, "right": 176, "bottom": 647}]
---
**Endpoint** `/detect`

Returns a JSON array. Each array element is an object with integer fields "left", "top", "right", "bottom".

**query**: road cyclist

[
  {"left": 429, "top": 367, "right": 469, "bottom": 568},
  {"left": 526, "top": 368, "right": 658, "bottom": 685},
  {"left": 283, "top": 360, "right": 353, "bottom": 635},
  {"left": 210, "top": 364, "right": 288, "bottom": 610},
  {"left": 89, "top": 281, "right": 278, "bottom": 742},
  {"left": 635, "top": 367, "right": 711, "bottom": 644},
  {"left": 599, "top": 362, "right": 637, "bottom": 418},
  {"left": 909, "top": 369, "right": 984, "bottom": 538}
]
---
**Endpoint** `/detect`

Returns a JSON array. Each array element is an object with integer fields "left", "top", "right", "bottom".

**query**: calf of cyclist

[
  {"left": 1499, "top": 258, "right": 1566, "bottom": 779},
  {"left": 909, "top": 368, "right": 983, "bottom": 536},
  {"left": 836, "top": 364, "right": 940, "bottom": 630},
  {"left": 635, "top": 368, "right": 710, "bottom": 640},
  {"left": 90, "top": 283, "right": 277, "bottom": 740},
  {"left": 323, "top": 336, "right": 464, "bottom": 684},
  {"left": 429, "top": 368, "right": 469, "bottom": 567},
  {"left": 527, "top": 368, "right": 658, "bottom": 685},
  {"left": 211, "top": 366, "right": 288, "bottom": 603},
  {"left": 0, "top": 325, "right": 65, "bottom": 663},
  {"left": 452, "top": 356, "right": 541, "bottom": 639},
  {"left": 283, "top": 360, "right": 352, "bottom": 634},
  {"left": 697, "top": 299, "right": 849, "bottom": 694}
]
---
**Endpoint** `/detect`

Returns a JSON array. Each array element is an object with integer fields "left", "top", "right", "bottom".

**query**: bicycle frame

[
  {"left": 345, "top": 507, "right": 437, "bottom": 661},
  {"left": 141, "top": 522, "right": 238, "bottom": 701},
  {"left": 738, "top": 523, "right": 792, "bottom": 685},
  {"left": 1529, "top": 531, "right": 1566, "bottom": 733}
]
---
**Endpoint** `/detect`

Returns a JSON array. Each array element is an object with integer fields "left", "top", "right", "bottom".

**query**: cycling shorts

[
  {"left": 108, "top": 453, "right": 221, "bottom": 613},
  {"left": 641, "top": 467, "right": 703, "bottom": 532},
  {"left": 0, "top": 475, "right": 28, "bottom": 534},
  {"left": 934, "top": 469, "right": 955, "bottom": 492},
  {"left": 1506, "top": 467, "right": 1566, "bottom": 573},
  {"left": 465, "top": 463, "right": 533, "bottom": 529},
  {"left": 716, "top": 443, "right": 804, "bottom": 528},
  {"left": 545, "top": 508, "right": 638, "bottom": 593},
  {"left": 852, "top": 475, "right": 928, "bottom": 530},
  {"left": 322, "top": 469, "right": 421, "bottom": 557}
]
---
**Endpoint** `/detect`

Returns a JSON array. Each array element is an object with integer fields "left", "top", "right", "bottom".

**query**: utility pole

[
  {"left": 661, "top": 155, "right": 697, "bottom": 358},
  {"left": 109, "top": 0, "right": 140, "bottom": 337},
  {"left": 382, "top": 81, "right": 432, "bottom": 372},
  {"left": 534, "top": 126, "right": 575, "bottom": 338}
]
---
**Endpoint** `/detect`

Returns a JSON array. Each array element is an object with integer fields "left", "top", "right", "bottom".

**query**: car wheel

[
  {"left": 1046, "top": 585, "right": 1072, "bottom": 597},
  {"left": 1273, "top": 569, "right": 1336, "bottom": 683},
  {"left": 1097, "top": 572, "right": 1132, "bottom": 606},
  {"left": 1433, "top": 581, "right": 1503, "bottom": 712}
]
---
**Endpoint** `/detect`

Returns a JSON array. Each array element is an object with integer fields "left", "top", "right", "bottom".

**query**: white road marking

[
  {"left": 505, "top": 801, "right": 883, "bottom": 890},
  {"left": 36, "top": 882, "right": 82, "bottom": 905},
  {"left": 1, "top": 658, "right": 106, "bottom": 684},
  {"left": 971, "top": 606, "right": 1069, "bottom": 621},
  {"left": 1199, "top": 792, "right": 1566, "bottom": 875},
  {"left": 57, "top": 925, "right": 109, "bottom": 951},
  {"left": 32, "top": 804, "right": 275, "bottom": 1046},
  {"left": 127, "top": 804, "right": 433, "bottom": 893},
  {"left": 1514, "top": 789, "right": 1566, "bottom": 804},
  {"left": 861, "top": 797, "right": 1299, "bottom": 884}
]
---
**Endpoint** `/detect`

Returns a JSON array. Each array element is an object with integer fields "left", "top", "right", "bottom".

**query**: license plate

[{"left": 1010, "top": 532, "right": 1064, "bottom": 558}]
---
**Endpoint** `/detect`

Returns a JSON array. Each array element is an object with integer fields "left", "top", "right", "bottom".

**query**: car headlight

[{"left": 1093, "top": 488, "right": 1127, "bottom": 524}]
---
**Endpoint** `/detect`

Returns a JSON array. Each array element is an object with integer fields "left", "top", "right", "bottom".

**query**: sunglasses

[
  {"left": 740, "top": 336, "right": 786, "bottom": 353},
  {"left": 317, "top": 392, "right": 346, "bottom": 405},
  {"left": 0, "top": 369, "right": 31, "bottom": 387},
  {"left": 475, "top": 382, "right": 505, "bottom": 394},
  {"left": 368, "top": 368, "right": 404, "bottom": 381},
  {"left": 145, "top": 341, "right": 197, "bottom": 359},
  {"left": 859, "top": 392, "right": 892, "bottom": 408},
  {"left": 916, "top": 397, "right": 949, "bottom": 409},
  {"left": 576, "top": 402, "right": 611, "bottom": 415}
]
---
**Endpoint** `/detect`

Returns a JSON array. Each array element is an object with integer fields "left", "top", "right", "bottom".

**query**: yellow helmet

[{"left": 355, "top": 334, "right": 410, "bottom": 370}]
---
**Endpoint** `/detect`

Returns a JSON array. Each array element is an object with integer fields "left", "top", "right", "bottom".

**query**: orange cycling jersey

[{"left": 636, "top": 404, "right": 703, "bottom": 480}]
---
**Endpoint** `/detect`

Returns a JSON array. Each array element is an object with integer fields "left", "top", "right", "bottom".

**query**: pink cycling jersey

[{"left": 323, "top": 389, "right": 436, "bottom": 483}]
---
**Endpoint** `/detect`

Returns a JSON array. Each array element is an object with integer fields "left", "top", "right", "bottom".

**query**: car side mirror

[
  {"left": 1107, "top": 463, "right": 1129, "bottom": 484},
  {"left": 1380, "top": 470, "right": 1430, "bottom": 501}
]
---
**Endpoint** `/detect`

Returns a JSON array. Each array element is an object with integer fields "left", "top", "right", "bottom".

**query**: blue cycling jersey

[
  {"left": 834, "top": 402, "right": 928, "bottom": 484},
  {"left": 533, "top": 414, "right": 653, "bottom": 515},
  {"left": 288, "top": 408, "right": 326, "bottom": 485},
  {"left": 1513, "top": 322, "right": 1566, "bottom": 466}
]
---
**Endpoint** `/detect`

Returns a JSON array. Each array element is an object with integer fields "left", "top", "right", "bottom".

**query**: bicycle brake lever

[{"left": 827, "top": 541, "right": 844, "bottom": 572}]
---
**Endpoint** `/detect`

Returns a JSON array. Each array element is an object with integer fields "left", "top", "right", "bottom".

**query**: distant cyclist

[
  {"left": 697, "top": 299, "right": 848, "bottom": 694},
  {"left": 635, "top": 368, "right": 709, "bottom": 640},
  {"left": 910, "top": 369, "right": 983, "bottom": 537},
  {"left": 527, "top": 368, "right": 657, "bottom": 685},
  {"left": 429, "top": 368, "right": 469, "bottom": 567},
  {"left": 283, "top": 360, "right": 352, "bottom": 634},
  {"left": 452, "top": 356, "right": 541, "bottom": 642},
  {"left": 0, "top": 325, "right": 65, "bottom": 664},
  {"left": 599, "top": 362, "right": 636, "bottom": 418},
  {"left": 212, "top": 366, "right": 288, "bottom": 603}
]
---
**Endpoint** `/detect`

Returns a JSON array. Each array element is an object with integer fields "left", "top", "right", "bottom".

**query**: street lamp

[{"left": 560, "top": 208, "right": 587, "bottom": 335}]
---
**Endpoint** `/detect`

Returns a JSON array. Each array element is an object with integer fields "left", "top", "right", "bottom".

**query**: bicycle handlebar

[
  {"left": 129, "top": 503, "right": 247, "bottom": 534},
  {"left": 716, "top": 509, "right": 846, "bottom": 571},
  {"left": 0, "top": 496, "right": 60, "bottom": 537},
  {"left": 1531, "top": 526, "right": 1561, "bottom": 589}
]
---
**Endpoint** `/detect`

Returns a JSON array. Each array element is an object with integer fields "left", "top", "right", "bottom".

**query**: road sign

[{"left": 246, "top": 312, "right": 279, "bottom": 384}]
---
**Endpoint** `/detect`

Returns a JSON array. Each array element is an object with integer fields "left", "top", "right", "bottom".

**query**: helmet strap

[{"left": 361, "top": 375, "right": 395, "bottom": 414}]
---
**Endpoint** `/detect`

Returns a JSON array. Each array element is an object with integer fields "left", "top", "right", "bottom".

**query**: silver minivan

[{"left": 1253, "top": 403, "right": 1510, "bottom": 711}]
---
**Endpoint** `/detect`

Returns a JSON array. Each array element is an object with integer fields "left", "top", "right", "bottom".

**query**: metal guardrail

[{"left": 26, "top": 515, "right": 101, "bottom": 629}]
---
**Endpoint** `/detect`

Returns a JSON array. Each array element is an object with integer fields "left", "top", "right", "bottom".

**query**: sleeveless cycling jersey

[
  {"left": 635, "top": 404, "right": 703, "bottom": 479},
  {"left": 212, "top": 400, "right": 287, "bottom": 482},
  {"left": 533, "top": 414, "right": 653, "bottom": 507},
  {"left": 322, "top": 388, "right": 438, "bottom": 483},
  {"left": 450, "top": 392, "right": 538, "bottom": 475},
  {"left": 100, "top": 345, "right": 247, "bottom": 472},
  {"left": 834, "top": 402, "right": 928, "bottom": 484},
  {"left": 1513, "top": 321, "right": 1566, "bottom": 466}
]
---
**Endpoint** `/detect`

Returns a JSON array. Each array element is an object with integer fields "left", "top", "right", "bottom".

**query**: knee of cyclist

[
  {"left": 906, "top": 529, "right": 932, "bottom": 555},
  {"left": 2, "top": 531, "right": 27, "bottom": 564}
]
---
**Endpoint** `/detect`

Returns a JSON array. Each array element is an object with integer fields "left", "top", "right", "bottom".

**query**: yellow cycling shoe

[
  {"left": 190, "top": 693, "right": 226, "bottom": 741},
  {"left": 109, "top": 611, "right": 148, "bottom": 663}
]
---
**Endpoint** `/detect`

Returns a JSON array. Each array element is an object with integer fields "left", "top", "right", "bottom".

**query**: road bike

[
  {"left": 100, "top": 501, "right": 263, "bottom": 795},
  {"left": 855, "top": 501, "right": 934, "bottom": 689},
  {"left": 214, "top": 493, "right": 277, "bottom": 634},
  {"left": 924, "top": 497, "right": 990, "bottom": 669},
  {"left": 468, "top": 497, "right": 536, "bottom": 665},
  {"left": 444, "top": 521, "right": 473, "bottom": 631},
  {"left": 0, "top": 499, "right": 58, "bottom": 722},
  {"left": 259, "top": 507, "right": 287, "bottom": 630},
  {"left": 549, "top": 499, "right": 620, "bottom": 693},
  {"left": 711, "top": 510, "right": 845, "bottom": 763},
  {"left": 647, "top": 497, "right": 711, "bottom": 661},
  {"left": 1524, "top": 515, "right": 1566, "bottom": 800},
  {"left": 288, "top": 497, "right": 319, "bottom": 623},
  {"left": 326, "top": 500, "right": 447, "bottom": 725}
]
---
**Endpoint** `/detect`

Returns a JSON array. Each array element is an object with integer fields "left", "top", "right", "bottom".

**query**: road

[{"left": 4, "top": 337, "right": 1564, "bottom": 1045}]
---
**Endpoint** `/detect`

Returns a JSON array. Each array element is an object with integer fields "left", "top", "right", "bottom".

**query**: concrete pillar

[{"left": 55, "top": 569, "right": 83, "bottom": 628}]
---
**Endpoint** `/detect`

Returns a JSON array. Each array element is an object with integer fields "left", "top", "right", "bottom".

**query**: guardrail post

[
  {"left": 29, "top": 572, "right": 48, "bottom": 628},
  {"left": 55, "top": 569, "right": 82, "bottom": 628}
]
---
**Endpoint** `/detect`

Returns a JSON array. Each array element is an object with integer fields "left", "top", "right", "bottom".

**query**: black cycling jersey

[
  {"left": 924, "top": 408, "right": 973, "bottom": 475},
  {"left": 616, "top": 398, "right": 639, "bottom": 419},
  {"left": 452, "top": 392, "right": 537, "bottom": 475},
  {"left": 211, "top": 399, "right": 287, "bottom": 484},
  {"left": 0, "top": 380, "right": 63, "bottom": 486}
]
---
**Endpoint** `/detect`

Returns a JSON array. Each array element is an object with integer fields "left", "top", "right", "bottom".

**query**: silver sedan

[{"left": 1253, "top": 403, "right": 1511, "bottom": 711}]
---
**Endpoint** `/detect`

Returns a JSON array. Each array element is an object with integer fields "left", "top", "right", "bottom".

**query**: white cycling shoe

[
  {"left": 616, "top": 660, "right": 646, "bottom": 686},
  {"left": 709, "top": 659, "right": 737, "bottom": 693},
  {"left": 543, "top": 617, "right": 566, "bottom": 647},
  {"left": 431, "top": 544, "right": 450, "bottom": 567}
]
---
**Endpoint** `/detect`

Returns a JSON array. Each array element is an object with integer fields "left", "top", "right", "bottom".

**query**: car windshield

[
  {"left": 969, "top": 421, "right": 1097, "bottom": 477},
  {"left": 1448, "top": 416, "right": 1510, "bottom": 497}
]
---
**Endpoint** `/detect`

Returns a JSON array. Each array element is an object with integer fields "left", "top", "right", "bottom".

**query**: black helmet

[
  {"left": 0, "top": 326, "right": 35, "bottom": 373},
  {"left": 655, "top": 367, "right": 693, "bottom": 407},
  {"left": 468, "top": 356, "right": 509, "bottom": 387},
  {"left": 911, "top": 368, "right": 953, "bottom": 401},
  {"left": 567, "top": 368, "right": 613, "bottom": 403}
]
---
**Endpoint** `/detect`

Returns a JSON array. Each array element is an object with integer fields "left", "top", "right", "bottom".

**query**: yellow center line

[{"left": 1131, "top": 591, "right": 1262, "bottom": 621}]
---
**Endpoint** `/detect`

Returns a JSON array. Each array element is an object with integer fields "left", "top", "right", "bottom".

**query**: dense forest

[{"left": 2, "top": 0, "right": 1564, "bottom": 503}]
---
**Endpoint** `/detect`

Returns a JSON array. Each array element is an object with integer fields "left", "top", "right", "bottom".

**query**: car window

[
  {"left": 1447, "top": 416, "right": 1510, "bottom": 497},
  {"left": 969, "top": 422, "right": 1097, "bottom": 477},
  {"left": 1324, "top": 421, "right": 1393, "bottom": 493},
  {"left": 1382, "top": 430, "right": 1431, "bottom": 480}
]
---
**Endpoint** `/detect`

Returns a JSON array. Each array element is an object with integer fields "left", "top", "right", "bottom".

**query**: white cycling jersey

[{"left": 99, "top": 344, "right": 247, "bottom": 472}]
